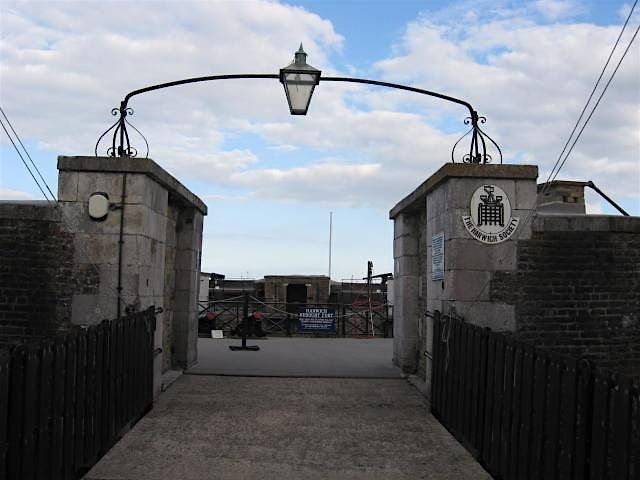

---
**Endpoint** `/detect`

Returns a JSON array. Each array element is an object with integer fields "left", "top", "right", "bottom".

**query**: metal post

[
  {"left": 367, "top": 261, "right": 374, "bottom": 336},
  {"left": 242, "top": 292, "right": 248, "bottom": 348},
  {"left": 586, "top": 181, "right": 629, "bottom": 216},
  {"left": 229, "top": 293, "right": 260, "bottom": 351},
  {"left": 384, "top": 303, "right": 389, "bottom": 338},
  {"left": 328, "top": 211, "right": 332, "bottom": 296},
  {"left": 341, "top": 304, "right": 346, "bottom": 337}
]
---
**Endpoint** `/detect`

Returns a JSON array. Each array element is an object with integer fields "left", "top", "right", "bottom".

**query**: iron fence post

[{"left": 229, "top": 293, "right": 259, "bottom": 351}]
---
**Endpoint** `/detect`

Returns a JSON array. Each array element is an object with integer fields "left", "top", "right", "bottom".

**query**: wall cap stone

[
  {"left": 533, "top": 213, "right": 640, "bottom": 233},
  {"left": 58, "top": 156, "right": 207, "bottom": 215},
  {"left": 389, "top": 163, "right": 538, "bottom": 219},
  {"left": 0, "top": 201, "right": 60, "bottom": 221},
  {"left": 264, "top": 275, "right": 330, "bottom": 280}
]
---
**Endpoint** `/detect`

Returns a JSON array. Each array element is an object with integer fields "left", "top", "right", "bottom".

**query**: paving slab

[
  {"left": 188, "top": 337, "right": 401, "bottom": 378},
  {"left": 84, "top": 375, "right": 490, "bottom": 480}
]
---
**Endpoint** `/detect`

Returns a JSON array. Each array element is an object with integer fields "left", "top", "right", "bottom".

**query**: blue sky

[{"left": 1, "top": 0, "right": 639, "bottom": 280}]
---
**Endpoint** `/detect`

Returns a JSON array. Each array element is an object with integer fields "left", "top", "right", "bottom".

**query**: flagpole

[{"left": 328, "top": 211, "right": 333, "bottom": 296}]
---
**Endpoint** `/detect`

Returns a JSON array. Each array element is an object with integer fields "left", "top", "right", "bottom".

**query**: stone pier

[
  {"left": 389, "top": 163, "right": 538, "bottom": 392},
  {"left": 57, "top": 156, "right": 207, "bottom": 396}
]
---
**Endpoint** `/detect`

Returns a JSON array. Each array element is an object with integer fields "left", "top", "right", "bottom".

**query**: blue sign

[{"left": 298, "top": 306, "right": 336, "bottom": 332}]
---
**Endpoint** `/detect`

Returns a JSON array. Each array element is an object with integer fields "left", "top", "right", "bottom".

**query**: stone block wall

[
  {"left": 391, "top": 163, "right": 639, "bottom": 396},
  {"left": 0, "top": 202, "right": 76, "bottom": 343},
  {"left": 423, "top": 173, "right": 537, "bottom": 332},
  {"left": 172, "top": 205, "right": 204, "bottom": 368},
  {"left": 0, "top": 157, "right": 206, "bottom": 395},
  {"left": 58, "top": 168, "right": 170, "bottom": 321},
  {"left": 390, "top": 163, "right": 538, "bottom": 383},
  {"left": 392, "top": 210, "right": 425, "bottom": 374},
  {"left": 491, "top": 214, "right": 640, "bottom": 377},
  {"left": 57, "top": 156, "right": 207, "bottom": 391},
  {"left": 162, "top": 205, "right": 178, "bottom": 371}
]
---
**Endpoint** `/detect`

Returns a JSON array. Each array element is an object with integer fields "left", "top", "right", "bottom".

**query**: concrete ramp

[
  {"left": 84, "top": 376, "right": 490, "bottom": 480},
  {"left": 187, "top": 337, "right": 400, "bottom": 378}
]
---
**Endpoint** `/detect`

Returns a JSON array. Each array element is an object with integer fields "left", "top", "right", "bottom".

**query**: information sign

[
  {"left": 298, "top": 306, "right": 336, "bottom": 332},
  {"left": 431, "top": 232, "right": 445, "bottom": 281}
]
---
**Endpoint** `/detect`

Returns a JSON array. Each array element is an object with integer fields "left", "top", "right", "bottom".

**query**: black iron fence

[
  {"left": 431, "top": 313, "right": 640, "bottom": 480},
  {"left": 198, "top": 297, "right": 393, "bottom": 338},
  {"left": 0, "top": 307, "right": 156, "bottom": 480}
]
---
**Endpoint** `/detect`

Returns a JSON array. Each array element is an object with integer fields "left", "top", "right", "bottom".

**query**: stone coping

[
  {"left": 0, "top": 201, "right": 60, "bottom": 221},
  {"left": 389, "top": 163, "right": 538, "bottom": 219},
  {"left": 264, "top": 275, "right": 330, "bottom": 279},
  {"left": 58, "top": 156, "right": 207, "bottom": 215},
  {"left": 536, "top": 179, "right": 588, "bottom": 192},
  {"left": 533, "top": 213, "right": 640, "bottom": 233}
]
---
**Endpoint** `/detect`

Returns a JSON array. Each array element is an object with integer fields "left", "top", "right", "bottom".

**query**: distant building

[
  {"left": 264, "top": 275, "right": 330, "bottom": 307},
  {"left": 201, "top": 274, "right": 392, "bottom": 309},
  {"left": 536, "top": 180, "right": 587, "bottom": 214},
  {"left": 199, "top": 272, "right": 211, "bottom": 304}
]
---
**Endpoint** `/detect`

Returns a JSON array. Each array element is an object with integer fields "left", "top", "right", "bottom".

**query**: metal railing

[{"left": 198, "top": 297, "right": 393, "bottom": 338}]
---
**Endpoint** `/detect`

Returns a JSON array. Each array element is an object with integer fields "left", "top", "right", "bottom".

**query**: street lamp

[
  {"left": 279, "top": 44, "right": 321, "bottom": 115},
  {"left": 96, "top": 45, "right": 501, "bottom": 164}
]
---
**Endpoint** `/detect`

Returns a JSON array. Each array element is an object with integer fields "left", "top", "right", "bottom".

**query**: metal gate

[{"left": 198, "top": 295, "right": 392, "bottom": 338}]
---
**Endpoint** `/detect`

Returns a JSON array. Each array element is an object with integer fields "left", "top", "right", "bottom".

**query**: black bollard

[{"left": 229, "top": 292, "right": 260, "bottom": 351}]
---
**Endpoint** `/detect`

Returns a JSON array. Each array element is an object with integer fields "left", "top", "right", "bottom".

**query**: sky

[{"left": 1, "top": 0, "right": 639, "bottom": 281}]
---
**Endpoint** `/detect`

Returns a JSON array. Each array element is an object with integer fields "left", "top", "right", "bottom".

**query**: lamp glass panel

[{"left": 284, "top": 72, "right": 317, "bottom": 114}]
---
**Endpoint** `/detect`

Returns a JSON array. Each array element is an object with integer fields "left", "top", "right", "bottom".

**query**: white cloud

[
  {"left": 0, "top": 187, "right": 36, "bottom": 200},
  {"left": 534, "top": 0, "right": 583, "bottom": 20},
  {"left": 585, "top": 195, "right": 604, "bottom": 214},
  {"left": 372, "top": 13, "right": 640, "bottom": 208},
  {"left": 4, "top": 0, "right": 638, "bottom": 281},
  {"left": 1, "top": 0, "right": 638, "bottom": 215},
  {"left": 201, "top": 193, "right": 252, "bottom": 202},
  {"left": 618, "top": 2, "right": 640, "bottom": 22},
  {"left": 1, "top": 0, "right": 343, "bottom": 159},
  {"left": 230, "top": 161, "right": 383, "bottom": 206},
  {"left": 159, "top": 146, "right": 259, "bottom": 182},
  {"left": 267, "top": 144, "right": 298, "bottom": 152}
]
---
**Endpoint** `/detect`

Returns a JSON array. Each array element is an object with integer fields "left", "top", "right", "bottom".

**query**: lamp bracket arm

[
  {"left": 321, "top": 76, "right": 499, "bottom": 164},
  {"left": 98, "top": 74, "right": 279, "bottom": 158},
  {"left": 121, "top": 73, "right": 280, "bottom": 108},
  {"left": 98, "top": 71, "right": 500, "bottom": 164},
  {"left": 320, "top": 76, "right": 475, "bottom": 119}
]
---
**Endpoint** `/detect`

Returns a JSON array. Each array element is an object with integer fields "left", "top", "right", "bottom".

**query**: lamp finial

[{"left": 295, "top": 43, "right": 307, "bottom": 65}]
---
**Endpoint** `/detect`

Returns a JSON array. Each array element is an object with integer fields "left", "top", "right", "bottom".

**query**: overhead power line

[
  {"left": 469, "top": 5, "right": 639, "bottom": 305},
  {"left": 544, "top": 0, "right": 638, "bottom": 188},
  {"left": 0, "top": 117, "right": 54, "bottom": 203},
  {"left": 0, "top": 106, "right": 57, "bottom": 201},
  {"left": 0, "top": 107, "right": 129, "bottom": 315},
  {"left": 548, "top": 22, "right": 640, "bottom": 185}
]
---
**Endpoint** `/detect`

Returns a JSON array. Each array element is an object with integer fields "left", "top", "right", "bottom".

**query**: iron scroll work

[{"left": 95, "top": 74, "right": 502, "bottom": 164}]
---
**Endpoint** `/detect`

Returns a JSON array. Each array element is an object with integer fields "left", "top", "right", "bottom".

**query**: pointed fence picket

[
  {"left": 431, "top": 314, "right": 639, "bottom": 480},
  {"left": 0, "top": 307, "right": 156, "bottom": 480}
]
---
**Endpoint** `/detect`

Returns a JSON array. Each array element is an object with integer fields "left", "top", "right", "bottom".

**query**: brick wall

[
  {"left": 491, "top": 215, "right": 640, "bottom": 377},
  {"left": 0, "top": 203, "right": 76, "bottom": 344}
]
